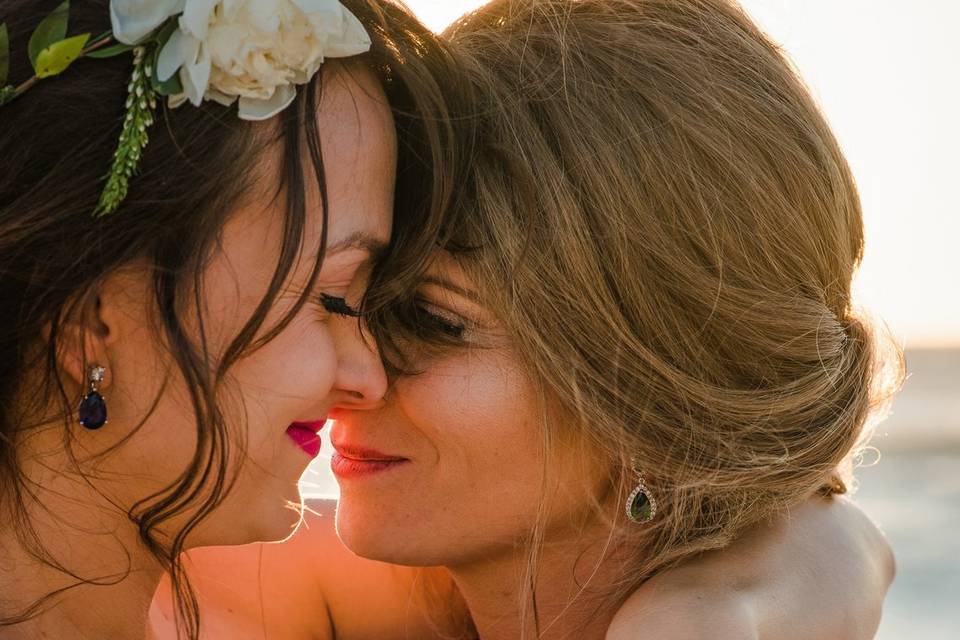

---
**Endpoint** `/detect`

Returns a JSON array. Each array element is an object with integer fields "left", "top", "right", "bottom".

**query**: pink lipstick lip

[
  {"left": 289, "top": 420, "right": 327, "bottom": 433},
  {"left": 285, "top": 420, "right": 327, "bottom": 458}
]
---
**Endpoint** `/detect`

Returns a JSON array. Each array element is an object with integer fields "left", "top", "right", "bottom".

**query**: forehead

[
  {"left": 211, "top": 64, "right": 396, "bottom": 300},
  {"left": 313, "top": 62, "right": 396, "bottom": 245}
]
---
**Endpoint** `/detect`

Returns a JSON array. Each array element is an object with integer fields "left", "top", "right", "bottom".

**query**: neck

[
  {"left": 0, "top": 484, "right": 163, "bottom": 639},
  {"left": 447, "top": 518, "right": 633, "bottom": 640}
]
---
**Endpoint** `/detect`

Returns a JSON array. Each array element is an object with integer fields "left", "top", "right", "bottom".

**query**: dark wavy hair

[{"left": 0, "top": 0, "right": 461, "bottom": 637}]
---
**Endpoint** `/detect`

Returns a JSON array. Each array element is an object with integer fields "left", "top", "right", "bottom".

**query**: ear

[{"left": 53, "top": 286, "right": 122, "bottom": 394}]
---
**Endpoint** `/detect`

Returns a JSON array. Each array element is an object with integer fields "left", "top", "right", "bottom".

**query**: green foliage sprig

[
  {"left": 93, "top": 46, "right": 157, "bottom": 217},
  {"left": 0, "top": 2, "right": 107, "bottom": 105},
  {"left": 0, "top": 23, "right": 11, "bottom": 104},
  {"left": 1, "top": 1, "right": 179, "bottom": 216}
]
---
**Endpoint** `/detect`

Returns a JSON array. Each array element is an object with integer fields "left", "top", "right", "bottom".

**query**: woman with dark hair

[
  {"left": 0, "top": 1, "right": 460, "bottom": 638},
  {"left": 163, "top": 0, "right": 900, "bottom": 638}
]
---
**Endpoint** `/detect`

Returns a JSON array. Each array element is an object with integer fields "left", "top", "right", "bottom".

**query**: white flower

[
  {"left": 155, "top": 0, "right": 371, "bottom": 121},
  {"left": 110, "top": 0, "right": 185, "bottom": 45}
]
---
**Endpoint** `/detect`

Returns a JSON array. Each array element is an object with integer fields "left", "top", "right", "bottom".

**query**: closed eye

[
  {"left": 321, "top": 294, "right": 360, "bottom": 318},
  {"left": 416, "top": 304, "right": 466, "bottom": 339}
]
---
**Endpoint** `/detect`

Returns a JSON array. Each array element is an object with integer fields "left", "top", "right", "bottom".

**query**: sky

[{"left": 404, "top": 0, "right": 960, "bottom": 349}]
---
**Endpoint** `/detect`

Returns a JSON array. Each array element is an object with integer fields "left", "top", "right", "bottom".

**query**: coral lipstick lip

[
  {"left": 330, "top": 443, "right": 408, "bottom": 479},
  {"left": 285, "top": 420, "right": 327, "bottom": 458}
]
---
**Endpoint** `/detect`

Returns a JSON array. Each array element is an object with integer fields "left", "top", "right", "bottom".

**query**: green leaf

[
  {"left": 151, "top": 65, "right": 183, "bottom": 96},
  {"left": 0, "top": 85, "right": 16, "bottom": 106},
  {"left": 153, "top": 18, "right": 179, "bottom": 48},
  {"left": 28, "top": 0, "right": 70, "bottom": 71},
  {"left": 34, "top": 32, "right": 89, "bottom": 78},
  {"left": 85, "top": 42, "right": 136, "bottom": 59},
  {"left": 143, "top": 19, "right": 185, "bottom": 96},
  {"left": 0, "top": 23, "right": 9, "bottom": 86},
  {"left": 89, "top": 29, "right": 112, "bottom": 45},
  {"left": 150, "top": 42, "right": 183, "bottom": 96}
]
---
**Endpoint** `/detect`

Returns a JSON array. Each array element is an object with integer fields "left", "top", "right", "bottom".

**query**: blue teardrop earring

[
  {"left": 78, "top": 365, "right": 108, "bottom": 430},
  {"left": 625, "top": 457, "right": 657, "bottom": 523}
]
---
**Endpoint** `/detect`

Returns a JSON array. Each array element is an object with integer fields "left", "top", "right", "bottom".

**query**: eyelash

[
  {"left": 321, "top": 293, "right": 467, "bottom": 338},
  {"left": 320, "top": 294, "right": 360, "bottom": 318},
  {"left": 416, "top": 303, "right": 467, "bottom": 339}
]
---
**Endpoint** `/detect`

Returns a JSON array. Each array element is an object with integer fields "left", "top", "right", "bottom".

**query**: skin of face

[
  {"left": 332, "top": 252, "right": 608, "bottom": 567},
  {"left": 18, "top": 63, "right": 396, "bottom": 551}
]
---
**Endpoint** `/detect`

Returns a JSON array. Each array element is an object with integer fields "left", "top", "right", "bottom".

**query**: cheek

[
  {"left": 401, "top": 354, "right": 542, "bottom": 481},
  {"left": 387, "top": 352, "right": 547, "bottom": 557},
  {"left": 228, "top": 314, "right": 339, "bottom": 440},
  {"left": 96, "top": 313, "right": 340, "bottom": 547},
  {"left": 183, "top": 314, "right": 341, "bottom": 545}
]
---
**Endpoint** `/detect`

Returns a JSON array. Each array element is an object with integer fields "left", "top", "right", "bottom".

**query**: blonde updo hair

[{"left": 373, "top": 0, "right": 904, "bottom": 626}]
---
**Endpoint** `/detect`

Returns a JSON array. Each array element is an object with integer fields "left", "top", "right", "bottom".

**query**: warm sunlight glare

[{"left": 404, "top": 0, "right": 483, "bottom": 32}]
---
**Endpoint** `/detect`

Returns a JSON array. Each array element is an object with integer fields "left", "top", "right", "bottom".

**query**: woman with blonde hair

[{"left": 155, "top": 0, "right": 900, "bottom": 637}]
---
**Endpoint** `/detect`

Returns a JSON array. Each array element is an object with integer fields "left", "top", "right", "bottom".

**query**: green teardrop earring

[{"left": 625, "top": 458, "right": 657, "bottom": 524}]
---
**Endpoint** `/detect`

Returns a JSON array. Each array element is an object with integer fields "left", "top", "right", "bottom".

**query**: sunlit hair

[
  {"left": 0, "top": 1, "right": 458, "bottom": 638},
  {"left": 374, "top": 0, "right": 904, "bottom": 633}
]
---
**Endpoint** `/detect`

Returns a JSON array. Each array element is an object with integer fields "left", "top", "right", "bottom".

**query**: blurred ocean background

[{"left": 854, "top": 348, "right": 960, "bottom": 639}]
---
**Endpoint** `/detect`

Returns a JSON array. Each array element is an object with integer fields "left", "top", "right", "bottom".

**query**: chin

[
  {"left": 251, "top": 494, "right": 306, "bottom": 543},
  {"left": 189, "top": 485, "right": 306, "bottom": 548},
  {"left": 334, "top": 494, "right": 437, "bottom": 566},
  {"left": 251, "top": 479, "right": 309, "bottom": 541}
]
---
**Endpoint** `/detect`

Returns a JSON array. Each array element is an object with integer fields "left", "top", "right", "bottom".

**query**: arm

[{"left": 606, "top": 496, "right": 895, "bottom": 640}]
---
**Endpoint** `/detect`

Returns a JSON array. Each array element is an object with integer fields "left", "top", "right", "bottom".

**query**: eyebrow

[
  {"left": 420, "top": 275, "right": 482, "bottom": 303},
  {"left": 325, "top": 231, "right": 389, "bottom": 260}
]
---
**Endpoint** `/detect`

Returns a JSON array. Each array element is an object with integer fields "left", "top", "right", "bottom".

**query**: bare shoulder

[
  {"left": 606, "top": 576, "right": 757, "bottom": 640},
  {"left": 606, "top": 496, "right": 893, "bottom": 640}
]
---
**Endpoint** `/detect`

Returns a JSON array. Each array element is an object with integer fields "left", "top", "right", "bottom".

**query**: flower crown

[{"left": 0, "top": 0, "right": 371, "bottom": 216}]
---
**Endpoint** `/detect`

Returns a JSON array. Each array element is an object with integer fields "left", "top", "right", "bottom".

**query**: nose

[{"left": 328, "top": 313, "right": 388, "bottom": 408}]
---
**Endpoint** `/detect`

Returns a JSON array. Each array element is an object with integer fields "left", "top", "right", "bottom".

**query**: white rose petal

[
  {"left": 156, "top": 27, "right": 190, "bottom": 81},
  {"left": 181, "top": 40, "right": 212, "bottom": 106},
  {"left": 246, "top": 1, "right": 282, "bottom": 34},
  {"left": 168, "top": 93, "right": 189, "bottom": 109},
  {"left": 180, "top": 0, "right": 221, "bottom": 40},
  {"left": 294, "top": 0, "right": 371, "bottom": 58},
  {"left": 140, "top": 0, "right": 370, "bottom": 119},
  {"left": 238, "top": 83, "right": 297, "bottom": 120},
  {"left": 323, "top": 7, "right": 372, "bottom": 58},
  {"left": 206, "top": 88, "right": 239, "bottom": 107},
  {"left": 110, "top": 0, "right": 185, "bottom": 45}
]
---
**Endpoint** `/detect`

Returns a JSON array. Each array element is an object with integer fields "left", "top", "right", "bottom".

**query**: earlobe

[
  {"left": 51, "top": 293, "right": 114, "bottom": 395},
  {"left": 50, "top": 292, "right": 119, "bottom": 431}
]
